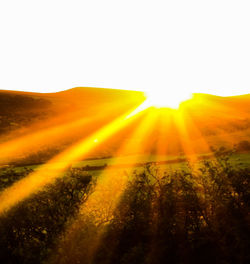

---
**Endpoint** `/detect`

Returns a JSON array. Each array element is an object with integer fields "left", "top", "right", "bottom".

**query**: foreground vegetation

[{"left": 0, "top": 153, "right": 249, "bottom": 264}]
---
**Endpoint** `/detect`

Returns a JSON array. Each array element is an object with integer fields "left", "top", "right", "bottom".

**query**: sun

[{"left": 144, "top": 89, "right": 192, "bottom": 109}]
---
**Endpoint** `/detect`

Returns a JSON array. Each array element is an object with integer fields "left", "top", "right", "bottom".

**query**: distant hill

[
  {"left": 0, "top": 87, "right": 145, "bottom": 136},
  {"left": 0, "top": 87, "right": 249, "bottom": 164}
]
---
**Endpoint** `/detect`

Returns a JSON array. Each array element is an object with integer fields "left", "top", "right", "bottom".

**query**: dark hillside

[{"left": 0, "top": 92, "right": 53, "bottom": 134}]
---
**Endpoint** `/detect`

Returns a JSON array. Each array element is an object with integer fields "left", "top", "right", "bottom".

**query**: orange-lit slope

[{"left": 0, "top": 88, "right": 249, "bottom": 165}]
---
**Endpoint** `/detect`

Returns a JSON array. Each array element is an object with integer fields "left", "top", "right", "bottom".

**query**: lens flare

[{"left": 145, "top": 90, "right": 192, "bottom": 109}]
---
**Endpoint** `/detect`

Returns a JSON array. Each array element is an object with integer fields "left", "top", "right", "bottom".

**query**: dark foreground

[{"left": 0, "top": 154, "right": 249, "bottom": 264}]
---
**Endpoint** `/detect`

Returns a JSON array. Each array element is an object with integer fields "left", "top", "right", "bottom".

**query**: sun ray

[
  {"left": 181, "top": 109, "right": 213, "bottom": 155},
  {"left": 0, "top": 116, "right": 93, "bottom": 165},
  {"left": 51, "top": 109, "right": 159, "bottom": 262},
  {"left": 80, "top": 109, "right": 157, "bottom": 224},
  {"left": 0, "top": 101, "right": 144, "bottom": 165},
  {"left": 154, "top": 108, "right": 175, "bottom": 157},
  {"left": 172, "top": 109, "right": 199, "bottom": 165},
  {"left": 0, "top": 101, "right": 148, "bottom": 215}
]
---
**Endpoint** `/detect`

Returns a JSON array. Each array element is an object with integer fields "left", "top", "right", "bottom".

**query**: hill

[{"left": 0, "top": 88, "right": 249, "bottom": 164}]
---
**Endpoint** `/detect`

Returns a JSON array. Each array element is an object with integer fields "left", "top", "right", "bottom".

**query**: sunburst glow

[{"left": 144, "top": 90, "right": 192, "bottom": 109}]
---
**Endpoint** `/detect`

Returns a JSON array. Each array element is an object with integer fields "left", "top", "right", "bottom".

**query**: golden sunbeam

[
  {"left": 0, "top": 99, "right": 142, "bottom": 165},
  {"left": 172, "top": 108, "right": 219, "bottom": 172},
  {"left": 0, "top": 102, "right": 148, "bottom": 215},
  {"left": 173, "top": 109, "right": 198, "bottom": 164},
  {"left": 53, "top": 110, "right": 158, "bottom": 263},
  {"left": 180, "top": 110, "right": 213, "bottom": 155},
  {"left": 79, "top": 109, "right": 158, "bottom": 225},
  {"left": 0, "top": 116, "right": 92, "bottom": 164},
  {"left": 154, "top": 109, "right": 174, "bottom": 156}
]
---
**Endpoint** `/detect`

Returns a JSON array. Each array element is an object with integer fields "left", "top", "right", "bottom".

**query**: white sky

[{"left": 0, "top": 0, "right": 249, "bottom": 96}]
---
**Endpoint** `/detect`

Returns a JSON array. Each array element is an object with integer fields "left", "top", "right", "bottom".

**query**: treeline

[
  {"left": 0, "top": 156, "right": 249, "bottom": 264},
  {"left": 51, "top": 156, "right": 250, "bottom": 264},
  {"left": 0, "top": 168, "right": 93, "bottom": 264}
]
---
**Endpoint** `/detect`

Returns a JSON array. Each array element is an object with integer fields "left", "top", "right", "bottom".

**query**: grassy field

[
  {"left": 59, "top": 152, "right": 250, "bottom": 172},
  {"left": 2, "top": 152, "right": 249, "bottom": 179}
]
